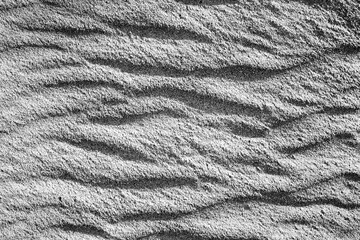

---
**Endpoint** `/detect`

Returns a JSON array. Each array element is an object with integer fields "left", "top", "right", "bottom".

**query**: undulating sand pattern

[{"left": 1, "top": 0, "right": 360, "bottom": 239}]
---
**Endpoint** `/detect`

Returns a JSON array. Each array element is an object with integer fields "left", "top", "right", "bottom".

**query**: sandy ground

[{"left": 1, "top": 0, "right": 360, "bottom": 239}]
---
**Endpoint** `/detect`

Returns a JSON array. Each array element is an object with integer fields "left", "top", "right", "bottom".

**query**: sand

[{"left": 1, "top": 0, "right": 360, "bottom": 239}]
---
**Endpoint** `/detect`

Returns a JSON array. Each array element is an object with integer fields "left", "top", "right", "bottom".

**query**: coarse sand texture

[{"left": 1, "top": 0, "right": 360, "bottom": 239}]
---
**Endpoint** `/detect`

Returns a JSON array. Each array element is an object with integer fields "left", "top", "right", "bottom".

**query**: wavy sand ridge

[{"left": 1, "top": 0, "right": 360, "bottom": 239}]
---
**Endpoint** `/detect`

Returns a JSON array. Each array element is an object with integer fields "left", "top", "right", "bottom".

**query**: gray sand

[{"left": 1, "top": 0, "right": 360, "bottom": 239}]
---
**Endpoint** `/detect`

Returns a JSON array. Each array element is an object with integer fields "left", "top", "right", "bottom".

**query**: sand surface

[{"left": 1, "top": 0, "right": 360, "bottom": 239}]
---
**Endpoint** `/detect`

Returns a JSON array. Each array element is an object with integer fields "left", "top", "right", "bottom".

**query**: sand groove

[{"left": 1, "top": 0, "right": 360, "bottom": 239}]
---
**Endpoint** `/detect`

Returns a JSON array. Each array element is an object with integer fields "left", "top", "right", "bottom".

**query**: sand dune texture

[{"left": 1, "top": 0, "right": 360, "bottom": 239}]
